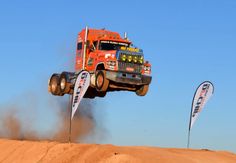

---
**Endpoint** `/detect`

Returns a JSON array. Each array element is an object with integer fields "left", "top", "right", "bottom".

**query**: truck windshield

[{"left": 100, "top": 40, "right": 129, "bottom": 50}]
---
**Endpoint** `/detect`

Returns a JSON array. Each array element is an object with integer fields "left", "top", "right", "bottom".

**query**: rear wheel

[
  {"left": 59, "top": 73, "right": 71, "bottom": 94},
  {"left": 95, "top": 70, "right": 109, "bottom": 92},
  {"left": 49, "top": 74, "right": 62, "bottom": 95},
  {"left": 136, "top": 85, "right": 149, "bottom": 96}
]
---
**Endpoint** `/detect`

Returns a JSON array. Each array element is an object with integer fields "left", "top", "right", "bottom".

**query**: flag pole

[
  {"left": 187, "top": 82, "right": 202, "bottom": 148},
  {"left": 68, "top": 95, "right": 73, "bottom": 143},
  {"left": 187, "top": 85, "right": 196, "bottom": 149},
  {"left": 187, "top": 112, "right": 192, "bottom": 148},
  {"left": 187, "top": 129, "right": 191, "bottom": 148}
]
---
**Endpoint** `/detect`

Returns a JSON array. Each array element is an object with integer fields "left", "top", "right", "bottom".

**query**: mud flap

[{"left": 71, "top": 70, "right": 90, "bottom": 120}]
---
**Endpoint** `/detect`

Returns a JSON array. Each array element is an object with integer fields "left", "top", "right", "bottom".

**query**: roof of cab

[{"left": 77, "top": 28, "right": 131, "bottom": 44}]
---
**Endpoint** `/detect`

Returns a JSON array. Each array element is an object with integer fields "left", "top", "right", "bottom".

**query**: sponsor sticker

[
  {"left": 126, "top": 67, "right": 134, "bottom": 72},
  {"left": 120, "top": 46, "right": 140, "bottom": 52}
]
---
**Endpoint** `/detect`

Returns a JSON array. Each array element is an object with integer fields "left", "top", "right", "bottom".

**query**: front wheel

[
  {"left": 136, "top": 85, "right": 149, "bottom": 96},
  {"left": 97, "top": 91, "right": 107, "bottom": 97},
  {"left": 95, "top": 70, "right": 109, "bottom": 92}
]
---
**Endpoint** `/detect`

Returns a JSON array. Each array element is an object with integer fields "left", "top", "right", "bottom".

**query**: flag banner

[
  {"left": 189, "top": 81, "right": 214, "bottom": 129},
  {"left": 71, "top": 70, "right": 90, "bottom": 120}
]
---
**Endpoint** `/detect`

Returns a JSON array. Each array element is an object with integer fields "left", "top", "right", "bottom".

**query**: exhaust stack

[
  {"left": 124, "top": 32, "right": 127, "bottom": 40},
  {"left": 82, "top": 26, "right": 89, "bottom": 70}
]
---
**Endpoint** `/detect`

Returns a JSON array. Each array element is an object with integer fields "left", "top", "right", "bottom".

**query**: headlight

[
  {"left": 128, "top": 55, "right": 132, "bottom": 62},
  {"left": 121, "top": 54, "right": 126, "bottom": 61},
  {"left": 139, "top": 56, "right": 144, "bottom": 64},
  {"left": 133, "top": 56, "right": 138, "bottom": 63},
  {"left": 107, "top": 61, "right": 116, "bottom": 66},
  {"left": 144, "top": 66, "right": 151, "bottom": 71},
  {"left": 111, "top": 61, "right": 116, "bottom": 66}
]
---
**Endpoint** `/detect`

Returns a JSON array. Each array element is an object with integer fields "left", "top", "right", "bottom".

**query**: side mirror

[{"left": 90, "top": 45, "right": 95, "bottom": 51}]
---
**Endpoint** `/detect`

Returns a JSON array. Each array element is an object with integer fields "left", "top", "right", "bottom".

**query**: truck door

[
  {"left": 75, "top": 42, "right": 83, "bottom": 71},
  {"left": 75, "top": 27, "right": 89, "bottom": 72}
]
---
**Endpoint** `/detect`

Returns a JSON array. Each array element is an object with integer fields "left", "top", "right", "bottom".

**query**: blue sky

[{"left": 0, "top": 0, "right": 236, "bottom": 152}]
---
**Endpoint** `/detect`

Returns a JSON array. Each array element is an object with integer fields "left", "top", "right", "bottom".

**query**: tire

[
  {"left": 49, "top": 74, "right": 62, "bottom": 95},
  {"left": 83, "top": 87, "right": 107, "bottom": 98},
  {"left": 59, "top": 73, "right": 71, "bottom": 94},
  {"left": 83, "top": 87, "right": 96, "bottom": 99},
  {"left": 97, "top": 91, "right": 107, "bottom": 97},
  {"left": 136, "top": 85, "right": 149, "bottom": 96},
  {"left": 95, "top": 70, "right": 109, "bottom": 92}
]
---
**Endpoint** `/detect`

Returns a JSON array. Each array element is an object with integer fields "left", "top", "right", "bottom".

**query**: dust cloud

[
  {"left": 0, "top": 42, "right": 106, "bottom": 143},
  {"left": 0, "top": 93, "right": 106, "bottom": 143}
]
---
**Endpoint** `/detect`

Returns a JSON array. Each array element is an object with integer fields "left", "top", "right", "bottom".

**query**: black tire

[
  {"left": 95, "top": 70, "right": 109, "bottom": 92},
  {"left": 97, "top": 91, "right": 107, "bottom": 97},
  {"left": 49, "top": 74, "right": 62, "bottom": 95},
  {"left": 83, "top": 87, "right": 96, "bottom": 99},
  {"left": 136, "top": 85, "right": 149, "bottom": 96},
  {"left": 59, "top": 73, "right": 71, "bottom": 94},
  {"left": 83, "top": 87, "right": 107, "bottom": 98}
]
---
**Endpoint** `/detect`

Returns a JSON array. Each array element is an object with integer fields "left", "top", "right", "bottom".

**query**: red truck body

[{"left": 48, "top": 27, "right": 152, "bottom": 98}]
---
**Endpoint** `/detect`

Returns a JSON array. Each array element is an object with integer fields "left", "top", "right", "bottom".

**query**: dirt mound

[{"left": 0, "top": 139, "right": 235, "bottom": 163}]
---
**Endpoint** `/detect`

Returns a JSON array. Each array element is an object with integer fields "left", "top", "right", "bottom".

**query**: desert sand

[{"left": 0, "top": 139, "right": 235, "bottom": 163}]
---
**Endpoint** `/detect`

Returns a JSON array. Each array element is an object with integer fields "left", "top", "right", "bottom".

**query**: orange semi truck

[{"left": 48, "top": 27, "right": 152, "bottom": 98}]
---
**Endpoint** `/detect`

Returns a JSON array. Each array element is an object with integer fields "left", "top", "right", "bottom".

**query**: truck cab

[
  {"left": 75, "top": 28, "right": 152, "bottom": 98},
  {"left": 48, "top": 27, "right": 152, "bottom": 98}
]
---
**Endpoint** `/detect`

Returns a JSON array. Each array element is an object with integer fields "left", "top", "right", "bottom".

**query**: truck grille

[{"left": 118, "top": 61, "right": 142, "bottom": 74}]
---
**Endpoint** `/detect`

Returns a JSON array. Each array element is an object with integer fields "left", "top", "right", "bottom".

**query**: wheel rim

[
  {"left": 60, "top": 78, "right": 66, "bottom": 91},
  {"left": 51, "top": 77, "right": 58, "bottom": 93},
  {"left": 97, "top": 74, "right": 104, "bottom": 88}
]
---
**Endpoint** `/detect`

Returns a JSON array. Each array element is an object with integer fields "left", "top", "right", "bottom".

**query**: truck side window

[{"left": 77, "top": 42, "right": 82, "bottom": 50}]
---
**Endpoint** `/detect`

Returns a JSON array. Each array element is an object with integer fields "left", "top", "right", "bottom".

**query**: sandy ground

[{"left": 0, "top": 139, "right": 235, "bottom": 163}]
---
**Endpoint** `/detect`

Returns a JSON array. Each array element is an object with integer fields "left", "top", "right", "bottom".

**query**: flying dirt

[
  {"left": 0, "top": 95, "right": 103, "bottom": 143},
  {"left": 48, "top": 27, "right": 152, "bottom": 100}
]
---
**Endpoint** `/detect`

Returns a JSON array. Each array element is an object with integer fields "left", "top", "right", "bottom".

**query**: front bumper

[{"left": 106, "top": 71, "right": 152, "bottom": 86}]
